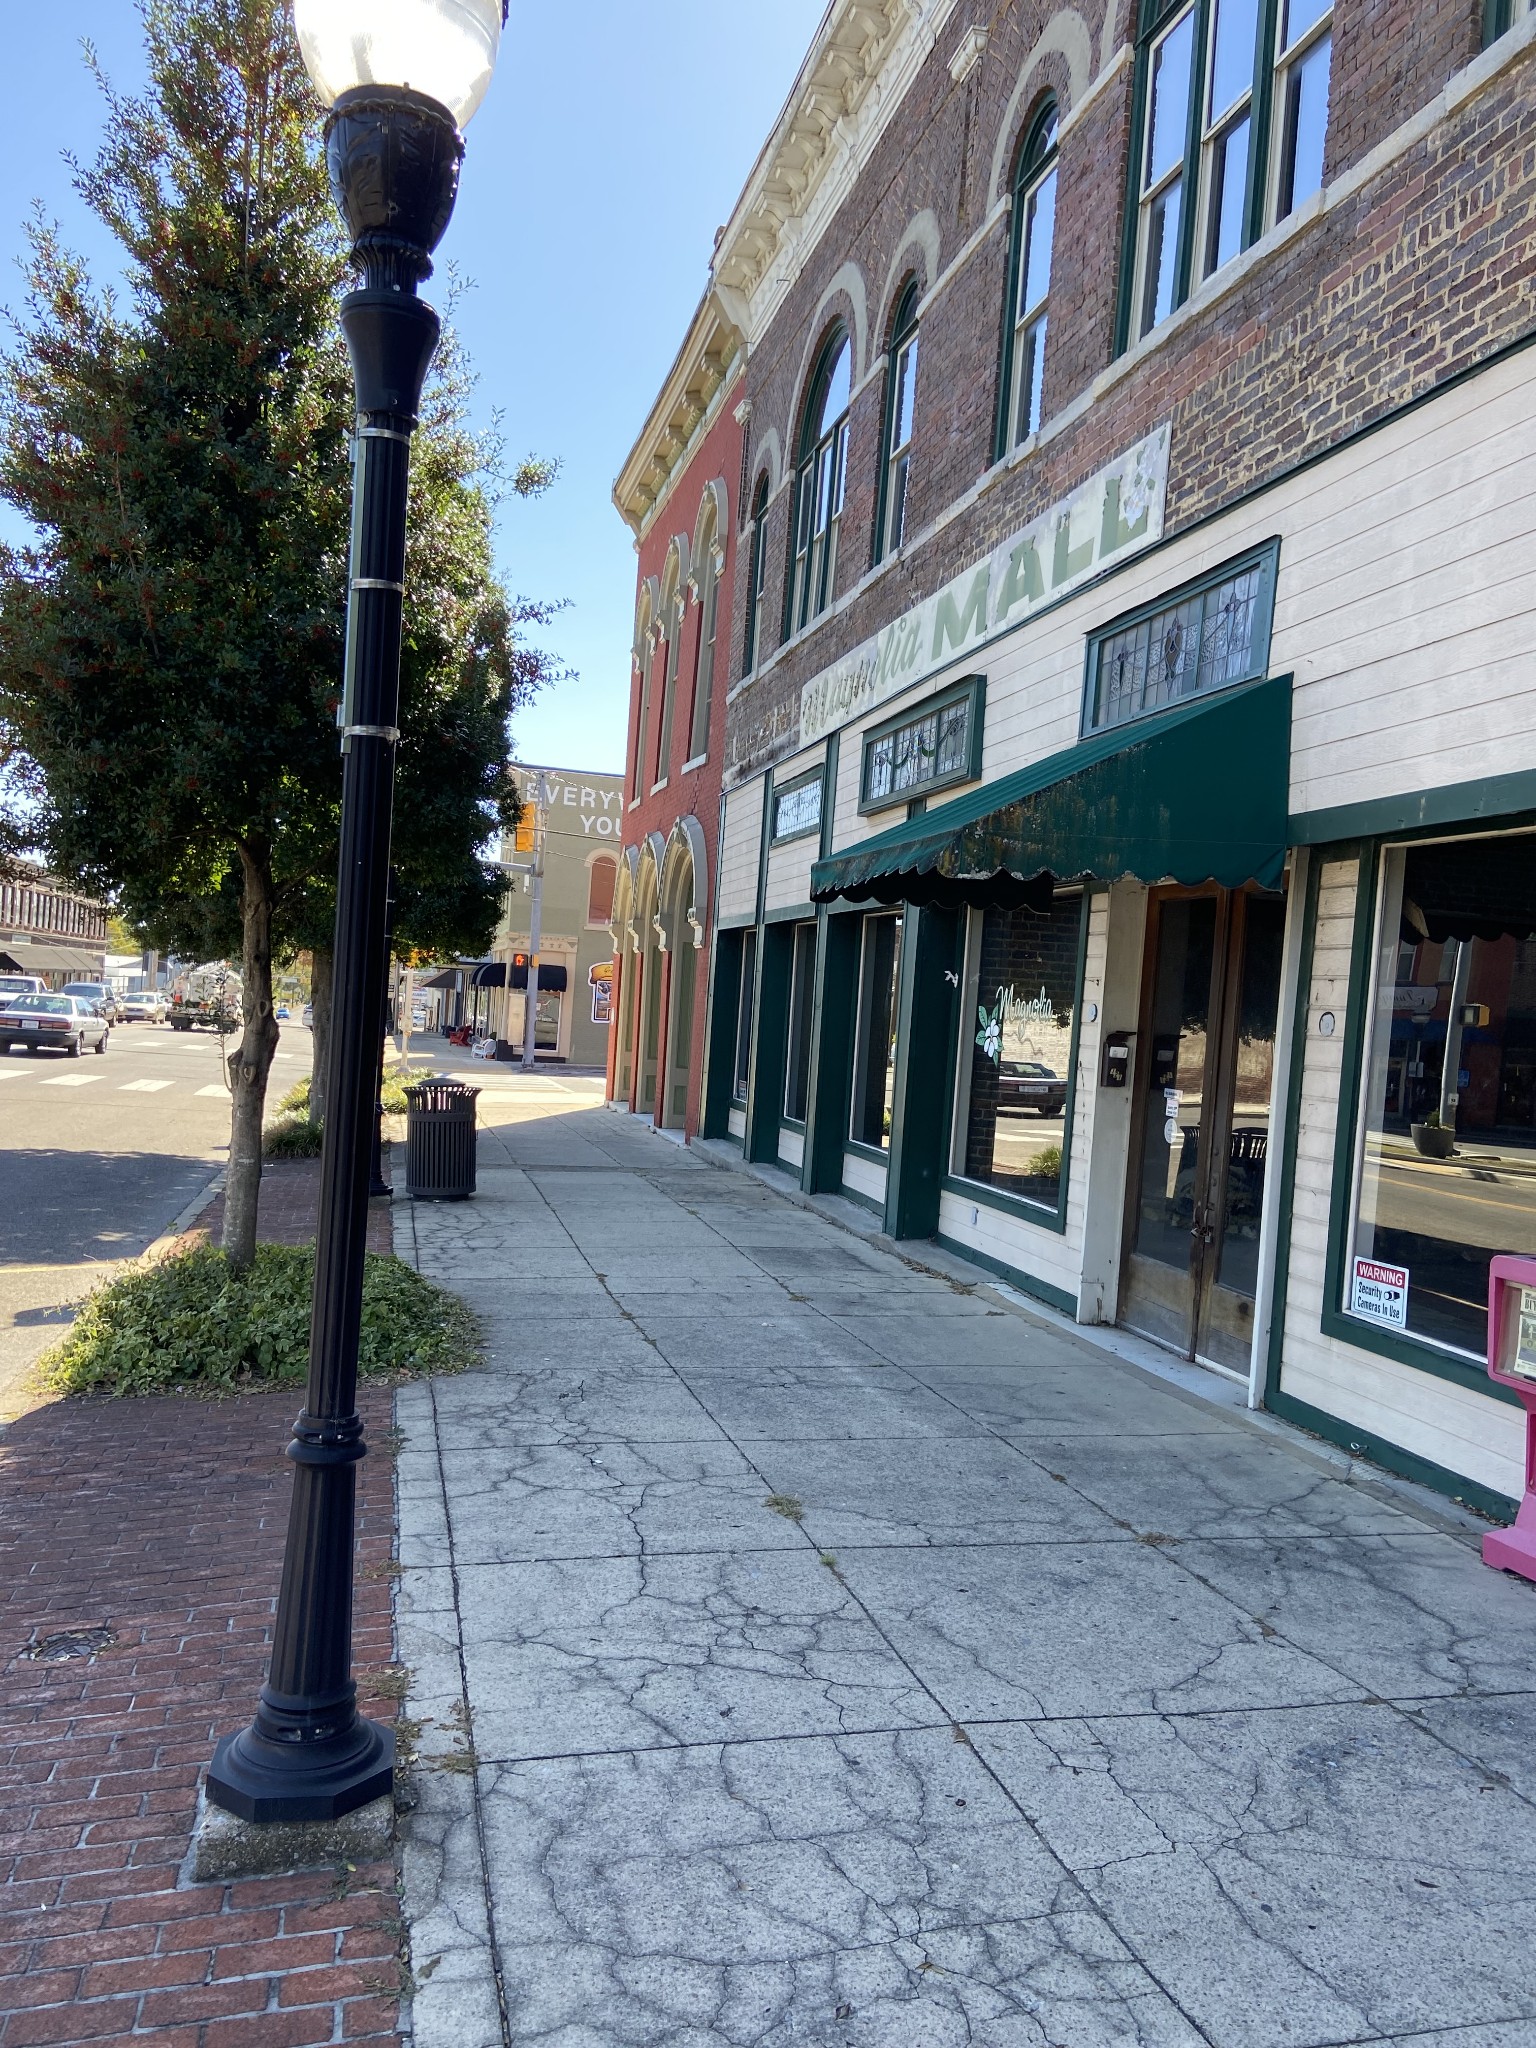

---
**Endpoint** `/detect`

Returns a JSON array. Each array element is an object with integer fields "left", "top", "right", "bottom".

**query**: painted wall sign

[
  {"left": 1350, "top": 1255, "right": 1409, "bottom": 1329},
  {"left": 798, "top": 425, "right": 1171, "bottom": 749}
]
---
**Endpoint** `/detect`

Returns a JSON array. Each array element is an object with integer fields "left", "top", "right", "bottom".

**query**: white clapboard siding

[
  {"left": 778, "top": 1127, "right": 806, "bottom": 1171},
  {"left": 764, "top": 833, "right": 818, "bottom": 914},
  {"left": 718, "top": 779, "right": 763, "bottom": 922},
  {"left": 1277, "top": 857, "right": 1526, "bottom": 1500},
  {"left": 935, "top": 893, "right": 1108, "bottom": 1305},
  {"left": 727, "top": 1106, "right": 746, "bottom": 1141},
  {"left": 842, "top": 1150, "right": 888, "bottom": 1205}
]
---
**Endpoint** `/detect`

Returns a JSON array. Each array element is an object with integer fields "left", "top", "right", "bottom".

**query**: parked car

[
  {"left": 0, "top": 993, "right": 111, "bottom": 1057},
  {"left": 121, "top": 991, "right": 167, "bottom": 1023},
  {"left": 0, "top": 975, "right": 45, "bottom": 1002},
  {"left": 996, "top": 1060, "right": 1068, "bottom": 1117},
  {"left": 62, "top": 981, "right": 123, "bottom": 1025},
  {"left": 302, "top": 1003, "right": 314, "bottom": 1028}
]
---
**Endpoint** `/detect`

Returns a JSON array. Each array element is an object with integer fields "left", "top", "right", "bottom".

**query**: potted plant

[{"left": 1411, "top": 1111, "right": 1457, "bottom": 1159}]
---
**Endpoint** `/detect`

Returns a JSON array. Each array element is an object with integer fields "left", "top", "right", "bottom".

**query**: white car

[
  {"left": 0, "top": 993, "right": 111, "bottom": 1057},
  {"left": 121, "top": 991, "right": 168, "bottom": 1023}
]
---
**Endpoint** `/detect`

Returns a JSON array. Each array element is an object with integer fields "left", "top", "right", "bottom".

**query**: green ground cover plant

[{"left": 40, "top": 1243, "right": 478, "bottom": 1398}]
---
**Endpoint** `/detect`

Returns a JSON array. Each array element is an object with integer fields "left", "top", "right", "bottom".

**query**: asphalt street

[{"left": 0, "top": 1018, "right": 313, "bottom": 1421}]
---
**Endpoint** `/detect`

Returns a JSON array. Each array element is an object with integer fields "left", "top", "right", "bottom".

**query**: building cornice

[
  {"left": 712, "top": 0, "right": 960, "bottom": 349},
  {"left": 612, "top": 290, "right": 746, "bottom": 540}
]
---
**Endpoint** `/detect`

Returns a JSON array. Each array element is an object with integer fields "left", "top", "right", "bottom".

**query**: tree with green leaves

[{"left": 0, "top": 0, "right": 554, "bottom": 1265}]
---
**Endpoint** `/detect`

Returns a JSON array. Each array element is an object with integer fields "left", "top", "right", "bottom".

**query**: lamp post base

[{"left": 207, "top": 1715, "right": 394, "bottom": 1825}]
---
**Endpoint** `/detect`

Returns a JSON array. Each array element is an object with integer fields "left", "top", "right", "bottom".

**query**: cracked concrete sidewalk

[{"left": 389, "top": 1083, "right": 1536, "bottom": 2048}]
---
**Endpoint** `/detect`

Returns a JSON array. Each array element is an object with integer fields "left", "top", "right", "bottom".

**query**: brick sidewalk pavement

[
  {"left": 0, "top": 1168, "right": 406, "bottom": 2046},
  {"left": 0, "top": 1389, "right": 404, "bottom": 2048},
  {"left": 189, "top": 1160, "right": 394, "bottom": 1256}
]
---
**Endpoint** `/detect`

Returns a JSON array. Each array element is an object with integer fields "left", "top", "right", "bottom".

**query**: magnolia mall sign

[{"left": 798, "top": 424, "right": 1171, "bottom": 748}]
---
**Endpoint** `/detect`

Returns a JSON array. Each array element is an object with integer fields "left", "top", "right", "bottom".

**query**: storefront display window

[
  {"left": 955, "top": 893, "right": 1082, "bottom": 1211},
  {"left": 1348, "top": 832, "right": 1536, "bottom": 1359},
  {"left": 732, "top": 930, "right": 757, "bottom": 1105},
  {"left": 783, "top": 922, "right": 817, "bottom": 1124},
  {"left": 850, "top": 912, "right": 902, "bottom": 1149}
]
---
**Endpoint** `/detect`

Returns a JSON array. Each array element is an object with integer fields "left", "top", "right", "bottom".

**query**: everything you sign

[{"left": 798, "top": 424, "right": 1170, "bottom": 749}]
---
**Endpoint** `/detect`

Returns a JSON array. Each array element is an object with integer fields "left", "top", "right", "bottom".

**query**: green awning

[{"left": 811, "top": 673, "right": 1291, "bottom": 907}]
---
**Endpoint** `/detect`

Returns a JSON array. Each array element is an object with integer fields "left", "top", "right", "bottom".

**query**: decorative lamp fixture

[{"left": 205, "top": 0, "right": 503, "bottom": 1830}]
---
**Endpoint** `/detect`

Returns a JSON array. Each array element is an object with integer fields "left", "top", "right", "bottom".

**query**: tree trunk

[
  {"left": 309, "top": 947, "right": 333, "bottom": 1128},
  {"left": 222, "top": 843, "right": 280, "bottom": 1273}
]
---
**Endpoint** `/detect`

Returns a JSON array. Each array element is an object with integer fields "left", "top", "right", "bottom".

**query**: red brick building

[
  {"left": 624, "top": 0, "right": 1536, "bottom": 1515},
  {"left": 606, "top": 292, "right": 744, "bottom": 1135}
]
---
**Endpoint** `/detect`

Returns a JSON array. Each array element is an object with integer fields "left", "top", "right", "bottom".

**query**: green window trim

[
  {"left": 859, "top": 675, "right": 987, "bottom": 816},
  {"left": 770, "top": 769, "right": 825, "bottom": 845},
  {"left": 1082, "top": 539, "right": 1278, "bottom": 737},
  {"left": 785, "top": 326, "right": 853, "bottom": 642},
  {"left": 994, "top": 97, "right": 1060, "bottom": 464},
  {"left": 1313, "top": 829, "right": 1527, "bottom": 1407},
  {"left": 1484, "top": 0, "right": 1531, "bottom": 45},
  {"left": 845, "top": 1136, "right": 894, "bottom": 1168},
  {"left": 873, "top": 280, "right": 921, "bottom": 567},
  {"left": 1116, "top": 0, "right": 1334, "bottom": 356}
]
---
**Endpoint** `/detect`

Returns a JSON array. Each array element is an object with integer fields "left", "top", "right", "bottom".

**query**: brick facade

[
  {"left": 608, "top": 360, "right": 744, "bottom": 1135},
  {"left": 723, "top": 0, "right": 1536, "bottom": 783}
]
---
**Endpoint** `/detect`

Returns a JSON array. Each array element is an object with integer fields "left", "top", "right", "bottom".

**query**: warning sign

[{"left": 1350, "top": 1256, "right": 1409, "bottom": 1330}]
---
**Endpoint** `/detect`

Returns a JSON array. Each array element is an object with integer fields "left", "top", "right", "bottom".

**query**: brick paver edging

[{"left": 0, "top": 1388, "right": 404, "bottom": 2048}]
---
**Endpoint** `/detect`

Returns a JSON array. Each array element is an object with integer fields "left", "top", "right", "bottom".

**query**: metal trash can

[{"left": 404, "top": 1078, "right": 479, "bottom": 1200}]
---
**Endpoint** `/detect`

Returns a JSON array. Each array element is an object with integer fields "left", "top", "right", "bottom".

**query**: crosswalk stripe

[
  {"left": 195, "top": 1085, "right": 229, "bottom": 1098},
  {"left": 119, "top": 1078, "right": 174, "bottom": 1093},
  {"left": 40, "top": 1073, "right": 104, "bottom": 1087},
  {"left": 0, "top": 1070, "right": 23, "bottom": 1081}
]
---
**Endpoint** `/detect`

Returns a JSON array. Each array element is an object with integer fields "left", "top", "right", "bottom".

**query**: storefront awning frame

[{"left": 811, "top": 673, "right": 1292, "bottom": 907}]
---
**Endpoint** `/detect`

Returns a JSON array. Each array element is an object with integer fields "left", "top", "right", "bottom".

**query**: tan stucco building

[{"left": 491, "top": 763, "right": 625, "bottom": 1068}]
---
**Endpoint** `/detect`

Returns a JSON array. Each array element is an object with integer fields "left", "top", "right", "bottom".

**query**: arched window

[
  {"left": 741, "top": 473, "right": 769, "bottom": 677},
  {"left": 586, "top": 854, "right": 618, "bottom": 927},
  {"left": 689, "top": 501, "right": 720, "bottom": 763},
  {"left": 877, "top": 281, "right": 919, "bottom": 562},
  {"left": 628, "top": 585, "right": 653, "bottom": 803},
  {"left": 788, "top": 328, "right": 852, "bottom": 635},
  {"left": 1001, "top": 101, "right": 1058, "bottom": 455},
  {"left": 654, "top": 552, "right": 682, "bottom": 786}
]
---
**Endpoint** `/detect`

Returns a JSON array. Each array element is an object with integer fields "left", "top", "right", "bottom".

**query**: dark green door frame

[
  {"left": 745, "top": 920, "right": 794, "bottom": 1163},
  {"left": 803, "top": 908, "right": 860, "bottom": 1194},
  {"left": 885, "top": 902, "right": 965, "bottom": 1241},
  {"left": 701, "top": 927, "right": 743, "bottom": 1140}
]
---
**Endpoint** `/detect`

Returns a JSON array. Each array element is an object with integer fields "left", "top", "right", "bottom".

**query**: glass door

[{"left": 1120, "top": 888, "right": 1284, "bottom": 1370}]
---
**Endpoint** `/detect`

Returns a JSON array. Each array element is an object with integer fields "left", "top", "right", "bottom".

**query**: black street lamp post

[{"left": 207, "top": 0, "right": 502, "bottom": 1826}]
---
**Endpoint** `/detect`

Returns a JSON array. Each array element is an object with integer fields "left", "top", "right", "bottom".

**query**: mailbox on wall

[{"left": 1483, "top": 1256, "right": 1536, "bottom": 1582}]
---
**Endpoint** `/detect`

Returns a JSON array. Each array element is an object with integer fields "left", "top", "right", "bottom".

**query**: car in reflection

[
  {"left": 0, "top": 993, "right": 111, "bottom": 1057},
  {"left": 996, "top": 1060, "right": 1067, "bottom": 1117}
]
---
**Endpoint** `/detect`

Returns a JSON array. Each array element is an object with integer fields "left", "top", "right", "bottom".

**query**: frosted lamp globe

[{"left": 293, "top": 0, "right": 501, "bottom": 126}]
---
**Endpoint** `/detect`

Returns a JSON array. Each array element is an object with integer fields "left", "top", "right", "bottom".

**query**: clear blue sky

[{"left": 0, "top": 2, "right": 829, "bottom": 773}]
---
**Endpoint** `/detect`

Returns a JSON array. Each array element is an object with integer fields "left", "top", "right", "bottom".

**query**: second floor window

[
  {"left": 741, "top": 475, "right": 769, "bottom": 677},
  {"left": 1130, "top": 0, "right": 1333, "bottom": 346},
  {"left": 689, "top": 499, "right": 720, "bottom": 762},
  {"left": 788, "top": 328, "right": 852, "bottom": 635},
  {"left": 878, "top": 284, "right": 919, "bottom": 560},
  {"left": 1002, "top": 102, "right": 1058, "bottom": 452},
  {"left": 1487, "top": 0, "right": 1535, "bottom": 40}
]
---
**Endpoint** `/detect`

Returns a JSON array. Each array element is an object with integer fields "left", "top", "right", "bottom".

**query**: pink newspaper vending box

[{"left": 1483, "top": 1255, "right": 1536, "bottom": 1582}]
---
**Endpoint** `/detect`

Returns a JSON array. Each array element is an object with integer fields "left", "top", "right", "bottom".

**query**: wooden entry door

[{"left": 1119, "top": 887, "right": 1286, "bottom": 1373}]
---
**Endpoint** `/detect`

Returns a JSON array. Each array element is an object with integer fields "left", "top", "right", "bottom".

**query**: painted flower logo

[{"left": 977, "top": 997, "right": 1003, "bottom": 1064}]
